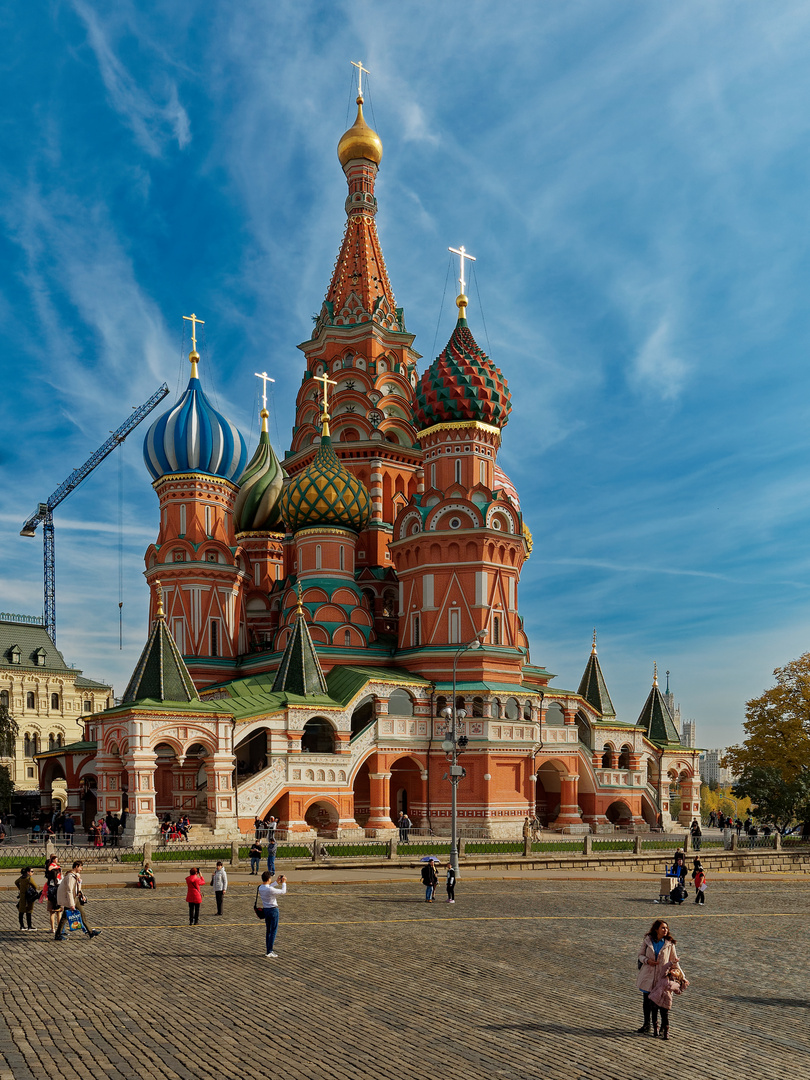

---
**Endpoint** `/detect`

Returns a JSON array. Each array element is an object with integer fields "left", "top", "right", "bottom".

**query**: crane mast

[{"left": 21, "top": 382, "right": 170, "bottom": 644}]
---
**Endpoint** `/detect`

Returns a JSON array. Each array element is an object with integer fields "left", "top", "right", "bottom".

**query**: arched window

[
  {"left": 430, "top": 463, "right": 436, "bottom": 489},
  {"left": 49, "top": 733, "right": 55, "bottom": 750},
  {"left": 179, "top": 504, "right": 186, "bottom": 534},
  {"left": 436, "top": 695, "right": 447, "bottom": 718},
  {"left": 472, "top": 696, "right": 484, "bottom": 718},
  {"left": 388, "top": 689, "right": 414, "bottom": 716},
  {"left": 618, "top": 745, "right": 632, "bottom": 770},
  {"left": 301, "top": 718, "right": 335, "bottom": 754},
  {"left": 51, "top": 693, "right": 60, "bottom": 711},
  {"left": 205, "top": 505, "right": 212, "bottom": 535},
  {"left": 57, "top": 734, "right": 63, "bottom": 747},
  {"left": 344, "top": 629, "right": 351, "bottom": 647},
  {"left": 26, "top": 692, "right": 35, "bottom": 709},
  {"left": 601, "top": 744, "right": 614, "bottom": 768},
  {"left": 0, "top": 690, "right": 8, "bottom": 709},
  {"left": 32, "top": 734, "right": 38, "bottom": 754},
  {"left": 455, "top": 695, "right": 466, "bottom": 713},
  {"left": 479, "top": 460, "right": 487, "bottom": 485},
  {"left": 362, "top": 589, "right": 375, "bottom": 615},
  {"left": 24, "top": 735, "right": 30, "bottom": 756},
  {"left": 523, "top": 701, "right": 532, "bottom": 720},
  {"left": 504, "top": 697, "right": 520, "bottom": 720},
  {"left": 383, "top": 591, "right": 397, "bottom": 617}
]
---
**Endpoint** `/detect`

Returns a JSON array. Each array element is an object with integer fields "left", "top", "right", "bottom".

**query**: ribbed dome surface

[
  {"left": 234, "top": 429, "right": 285, "bottom": 532},
  {"left": 143, "top": 375, "right": 247, "bottom": 482},
  {"left": 414, "top": 318, "right": 512, "bottom": 430},
  {"left": 281, "top": 434, "right": 371, "bottom": 533}
]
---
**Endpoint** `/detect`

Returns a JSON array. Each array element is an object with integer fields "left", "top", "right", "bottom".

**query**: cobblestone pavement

[{"left": 1, "top": 877, "right": 808, "bottom": 1080}]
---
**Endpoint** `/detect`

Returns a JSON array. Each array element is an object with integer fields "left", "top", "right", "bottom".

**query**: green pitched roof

[
  {"left": 272, "top": 610, "right": 328, "bottom": 697},
  {"left": 122, "top": 616, "right": 198, "bottom": 704},
  {"left": 636, "top": 681, "right": 681, "bottom": 745},
  {"left": 0, "top": 620, "right": 71, "bottom": 673},
  {"left": 577, "top": 648, "right": 616, "bottom": 718}
]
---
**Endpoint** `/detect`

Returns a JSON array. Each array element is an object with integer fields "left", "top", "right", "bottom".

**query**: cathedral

[{"left": 37, "top": 88, "right": 701, "bottom": 841}]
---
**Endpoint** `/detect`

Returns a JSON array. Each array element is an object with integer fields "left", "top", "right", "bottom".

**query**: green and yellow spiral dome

[{"left": 281, "top": 430, "right": 371, "bottom": 533}]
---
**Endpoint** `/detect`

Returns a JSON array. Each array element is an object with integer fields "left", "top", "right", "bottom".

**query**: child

[
  {"left": 693, "top": 860, "right": 707, "bottom": 904},
  {"left": 446, "top": 864, "right": 456, "bottom": 903},
  {"left": 649, "top": 964, "right": 689, "bottom": 1040}
]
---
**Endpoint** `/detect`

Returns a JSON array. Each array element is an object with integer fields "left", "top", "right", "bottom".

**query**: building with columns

[{"left": 38, "top": 85, "right": 700, "bottom": 841}]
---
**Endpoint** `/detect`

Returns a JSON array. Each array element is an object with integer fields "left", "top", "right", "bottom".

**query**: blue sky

[{"left": 2, "top": 1, "right": 810, "bottom": 748}]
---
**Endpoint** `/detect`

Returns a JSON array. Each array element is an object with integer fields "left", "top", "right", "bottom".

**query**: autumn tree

[
  {"left": 0, "top": 700, "right": 18, "bottom": 758},
  {"left": 724, "top": 653, "right": 810, "bottom": 828}
]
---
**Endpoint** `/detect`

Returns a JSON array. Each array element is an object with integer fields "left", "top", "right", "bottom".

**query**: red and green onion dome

[
  {"left": 414, "top": 301, "right": 512, "bottom": 430},
  {"left": 234, "top": 415, "right": 286, "bottom": 533},
  {"left": 280, "top": 428, "right": 371, "bottom": 533}
]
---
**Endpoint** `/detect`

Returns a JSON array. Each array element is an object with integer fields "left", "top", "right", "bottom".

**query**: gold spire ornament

[
  {"left": 314, "top": 370, "right": 338, "bottom": 436},
  {"left": 449, "top": 245, "right": 476, "bottom": 319},
  {"left": 296, "top": 580, "right": 304, "bottom": 614},
  {"left": 653, "top": 661, "right": 658, "bottom": 686},
  {"left": 155, "top": 579, "right": 165, "bottom": 619},
  {"left": 255, "top": 370, "right": 276, "bottom": 434},
  {"left": 183, "top": 312, "right": 205, "bottom": 378},
  {"left": 592, "top": 628, "right": 597, "bottom": 655},
  {"left": 338, "top": 62, "right": 382, "bottom": 167}
]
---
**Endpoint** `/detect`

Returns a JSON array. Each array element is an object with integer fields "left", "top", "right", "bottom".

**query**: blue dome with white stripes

[{"left": 143, "top": 371, "right": 247, "bottom": 483}]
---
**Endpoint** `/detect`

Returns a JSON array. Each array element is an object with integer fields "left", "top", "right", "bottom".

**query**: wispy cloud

[{"left": 630, "top": 317, "right": 689, "bottom": 401}]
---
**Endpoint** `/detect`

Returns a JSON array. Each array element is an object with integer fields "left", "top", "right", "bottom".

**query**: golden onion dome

[{"left": 337, "top": 96, "right": 383, "bottom": 168}]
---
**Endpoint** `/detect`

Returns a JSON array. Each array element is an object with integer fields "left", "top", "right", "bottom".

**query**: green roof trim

[{"left": 35, "top": 739, "right": 97, "bottom": 758}]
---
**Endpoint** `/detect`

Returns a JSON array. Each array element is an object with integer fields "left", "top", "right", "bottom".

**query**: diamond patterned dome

[
  {"left": 281, "top": 433, "right": 371, "bottom": 533},
  {"left": 414, "top": 316, "right": 511, "bottom": 431}
]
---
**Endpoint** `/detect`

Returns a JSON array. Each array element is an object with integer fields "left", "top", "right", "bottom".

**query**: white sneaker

[{"left": 265, "top": 951, "right": 279, "bottom": 958}]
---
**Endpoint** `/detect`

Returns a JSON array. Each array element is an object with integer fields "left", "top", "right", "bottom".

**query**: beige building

[{"left": 0, "top": 615, "right": 111, "bottom": 798}]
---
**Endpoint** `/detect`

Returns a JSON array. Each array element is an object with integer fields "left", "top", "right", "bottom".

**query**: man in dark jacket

[{"left": 420, "top": 859, "right": 438, "bottom": 902}]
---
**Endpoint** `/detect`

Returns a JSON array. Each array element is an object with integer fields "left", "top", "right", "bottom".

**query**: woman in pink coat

[
  {"left": 635, "top": 919, "right": 679, "bottom": 1039},
  {"left": 185, "top": 867, "right": 204, "bottom": 926}
]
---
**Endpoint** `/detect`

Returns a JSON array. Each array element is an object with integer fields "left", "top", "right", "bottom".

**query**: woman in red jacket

[{"left": 185, "top": 867, "right": 204, "bottom": 925}]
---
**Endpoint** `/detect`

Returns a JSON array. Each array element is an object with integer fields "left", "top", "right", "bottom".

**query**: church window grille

[
  {"left": 210, "top": 620, "right": 220, "bottom": 658},
  {"left": 493, "top": 616, "right": 501, "bottom": 645},
  {"left": 173, "top": 550, "right": 185, "bottom": 562},
  {"left": 0, "top": 690, "right": 7, "bottom": 709},
  {"left": 206, "top": 552, "right": 217, "bottom": 562},
  {"left": 430, "top": 463, "right": 436, "bottom": 489},
  {"left": 315, "top": 545, "right": 322, "bottom": 570},
  {"left": 449, "top": 609, "right": 460, "bottom": 645},
  {"left": 254, "top": 563, "right": 261, "bottom": 586},
  {"left": 339, "top": 546, "right": 345, "bottom": 570},
  {"left": 479, "top": 460, "right": 486, "bottom": 485},
  {"left": 51, "top": 693, "right": 60, "bottom": 711},
  {"left": 454, "top": 460, "right": 462, "bottom": 483},
  {"left": 179, "top": 504, "right": 186, "bottom": 534},
  {"left": 205, "top": 506, "right": 213, "bottom": 535},
  {"left": 26, "top": 692, "right": 35, "bottom": 709},
  {"left": 412, "top": 615, "right": 420, "bottom": 647},
  {"left": 344, "top": 629, "right": 351, "bottom": 647},
  {"left": 472, "top": 696, "right": 484, "bottom": 718}
]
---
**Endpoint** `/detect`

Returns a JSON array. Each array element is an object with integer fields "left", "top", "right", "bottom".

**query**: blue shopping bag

[{"left": 65, "top": 908, "right": 85, "bottom": 932}]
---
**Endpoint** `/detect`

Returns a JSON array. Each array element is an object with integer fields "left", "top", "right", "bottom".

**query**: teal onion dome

[
  {"left": 414, "top": 305, "right": 511, "bottom": 431},
  {"left": 143, "top": 366, "right": 247, "bottom": 483},
  {"left": 280, "top": 431, "right": 371, "bottom": 533},
  {"left": 234, "top": 421, "right": 286, "bottom": 532}
]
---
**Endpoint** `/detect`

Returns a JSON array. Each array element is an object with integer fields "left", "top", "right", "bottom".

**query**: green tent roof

[
  {"left": 577, "top": 647, "right": 616, "bottom": 718},
  {"left": 636, "top": 682, "right": 681, "bottom": 745},
  {"left": 122, "top": 616, "right": 199, "bottom": 704}
]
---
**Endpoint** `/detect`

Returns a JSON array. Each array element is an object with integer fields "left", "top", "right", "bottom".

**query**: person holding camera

[
  {"left": 258, "top": 872, "right": 287, "bottom": 957},
  {"left": 185, "top": 867, "right": 205, "bottom": 925}
]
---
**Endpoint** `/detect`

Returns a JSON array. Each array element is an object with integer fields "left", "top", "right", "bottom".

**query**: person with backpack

[
  {"left": 15, "top": 867, "right": 38, "bottom": 931},
  {"left": 421, "top": 858, "right": 439, "bottom": 902}
]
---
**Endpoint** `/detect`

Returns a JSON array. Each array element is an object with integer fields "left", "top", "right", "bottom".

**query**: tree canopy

[
  {"left": 725, "top": 653, "right": 810, "bottom": 827},
  {"left": 0, "top": 701, "right": 18, "bottom": 759}
]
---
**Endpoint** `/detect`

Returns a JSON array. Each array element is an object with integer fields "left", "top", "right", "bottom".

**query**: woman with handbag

[
  {"left": 636, "top": 919, "right": 680, "bottom": 1038},
  {"left": 44, "top": 854, "right": 63, "bottom": 934},
  {"left": 15, "top": 866, "right": 38, "bottom": 931}
]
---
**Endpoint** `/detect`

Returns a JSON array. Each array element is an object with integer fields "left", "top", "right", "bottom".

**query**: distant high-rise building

[
  {"left": 664, "top": 670, "right": 681, "bottom": 734},
  {"left": 681, "top": 720, "right": 697, "bottom": 748},
  {"left": 699, "top": 749, "right": 734, "bottom": 786}
]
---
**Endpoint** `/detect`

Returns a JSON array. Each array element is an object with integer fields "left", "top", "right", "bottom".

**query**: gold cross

[
  {"left": 449, "top": 245, "right": 476, "bottom": 296},
  {"left": 254, "top": 371, "right": 276, "bottom": 412},
  {"left": 315, "top": 370, "right": 338, "bottom": 419},
  {"left": 183, "top": 313, "right": 205, "bottom": 353},
  {"left": 351, "top": 60, "right": 371, "bottom": 97}
]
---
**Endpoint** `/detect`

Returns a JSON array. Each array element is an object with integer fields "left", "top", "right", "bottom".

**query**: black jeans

[
  {"left": 447, "top": 883, "right": 455, "bottom": 901},
  {"left": 18, "top": 909, "right": 32, "bottom": 929},
  {"left": 642, "top": 992, "right": 659, "bottom": 1028},
  {"left": 215, "top": 891, "right": 224, "bottom": 915},
  {"left": 188, "top": 902, "right": 200, "bottom": 924}
]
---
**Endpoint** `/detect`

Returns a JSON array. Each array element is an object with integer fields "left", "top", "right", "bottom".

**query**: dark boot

[{"left": 652, "top": 1021, "right": 659, "bottom": 1037}]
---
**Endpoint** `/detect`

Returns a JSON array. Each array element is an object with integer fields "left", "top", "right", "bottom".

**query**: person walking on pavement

[
  {"left": 211, "top": 861, "right": 228, "bottom": 915},
  {"left": 249, "top": 841, "right": 262, "bottom": 875},
  {"left": 15, "top": 867, "right": 37, "bottom": 931},
  {"left": 692, "top": 859, "right": 707, "bottom": 905},
  {"left": 55, "top": 860, "right": 101, "bottom": 940},
  {"left": 421, "top": 858, "right": 438, "bottom": 902},
  {"left": 44, "top": 854, "right": 63, "bottom": 934},
  {"left": 636, "top": 919, "right": 679, "bottom": 1038},
  {"left": 266, "top": 836, "right": 277, "bottom": 875},
  {"left": 258, "top": 871, "right": 287, "bottom": 958},
  {"left": 690, "top": 819, "right": 702, "bottom": 851},
  {"left": 185, "top": 867, "right": 204, "bottom": 925}
]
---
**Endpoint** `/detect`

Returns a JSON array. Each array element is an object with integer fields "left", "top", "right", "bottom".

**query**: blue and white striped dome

[{"left": 143, "top": 373, "right": 247, "bottom": 483}]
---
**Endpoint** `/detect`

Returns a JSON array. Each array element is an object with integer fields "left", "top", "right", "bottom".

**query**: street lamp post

[{"left": 442, "top": 633, "right": 486, "bottom": 876}]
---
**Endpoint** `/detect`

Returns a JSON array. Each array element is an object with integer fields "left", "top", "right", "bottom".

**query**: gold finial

[
  {"left": 183, "top": 313, "right": 205, "bottom": 378},
  {"left": 155, "top": 579, "right": 165, "bottom": 620},
  {"left": 449, "top": 245, "right": 475, "bottom": 320},
  {"left": 592, "top": 628, "right": 597, "bottom": 655},
  {"left": 255, "top": 371, "right": 275, "bottom": 434},
  {"left": 653, "top": 661, "right": 658, "bottom": 687},
  {"left": 351, "top": 60, "right": 371, "bottom": 98},
  {"left": 296, "top": 580, "right": 304, "bottom": 614},
  {"left": 314, "top": 370, "right": 338, "bottom": 437}
]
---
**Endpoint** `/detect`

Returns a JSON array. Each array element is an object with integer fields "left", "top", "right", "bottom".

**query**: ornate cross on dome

[
  {"left": 255, "top": 371, "right": 275, "bottom": 411},
  {"left": 351, "top": 60, "right": 370, "bottom": 97},
  {"left": 315, "top": 370, "right": 338, "bottom": 419},
  {"left": 449, "top": 245, "right": 476, "bottom": 296},
  {"left": 183, "top": 312, "right": 205, "bottom": 353}
]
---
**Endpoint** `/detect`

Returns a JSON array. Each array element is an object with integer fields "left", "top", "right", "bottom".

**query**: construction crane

[{"left": 20, "top": 382, "right": 170, "bottom": 645}]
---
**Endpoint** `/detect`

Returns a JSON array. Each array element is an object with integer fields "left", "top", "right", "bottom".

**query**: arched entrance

[
  {"left": 388, "top": 756, "right": 423, "bottom": 822},
  {"left": 302, "top": 718, "right": 335, "bottom": 754},
  {"left": 535, "top": 760, "right": 563, "bottom": 826},
  {"left": 305, "top": 799, "right": 339, "bottom": 836},
  {"left": 605, "top": 800, "right": 633, "bottom": 826}
]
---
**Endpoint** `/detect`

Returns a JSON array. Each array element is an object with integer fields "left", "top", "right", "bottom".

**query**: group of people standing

[
  {"left": 420, "top": 858, "right": 456, "bottom": 902},
  {"left": 184, "top": 862, "right": 230, "bottom": 923},
  {"left": 14, "top": 856, "right": 102, "bottom": 940},
  {"left": 159, "top": 814, "right": 191, "bottom": 844}
]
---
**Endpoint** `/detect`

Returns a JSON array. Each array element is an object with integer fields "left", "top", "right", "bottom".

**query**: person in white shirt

[
  {"left": 211, "top": 861, "right": 228, "bottom": 916},
  {"left": 258, "top": 871, "right": 286, "bottom": 957}
]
